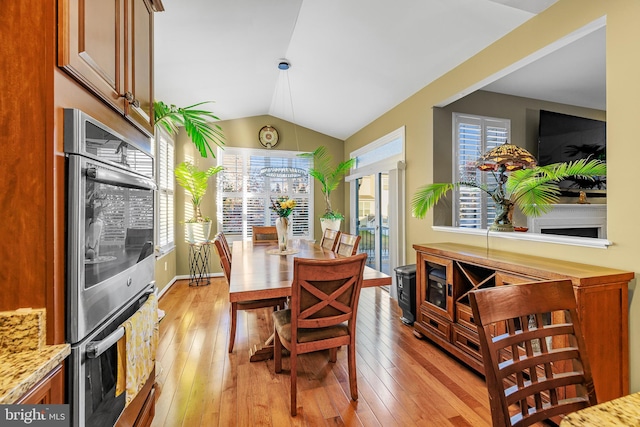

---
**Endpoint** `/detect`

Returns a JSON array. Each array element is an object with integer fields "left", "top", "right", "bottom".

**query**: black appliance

[{"left": 395, "top": 264, "right": 416, "bottom": 325}]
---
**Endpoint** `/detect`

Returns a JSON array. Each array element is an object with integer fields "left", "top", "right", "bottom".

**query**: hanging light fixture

[{"left": 259, "top": 59, "right": 307, "bottom": 178}]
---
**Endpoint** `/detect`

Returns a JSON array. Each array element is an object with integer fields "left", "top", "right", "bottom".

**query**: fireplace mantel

[{"left": 527, "top": 204, "right": 607, "bottom": 238}]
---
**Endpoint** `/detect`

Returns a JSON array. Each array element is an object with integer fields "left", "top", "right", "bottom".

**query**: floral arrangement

[{"left": 270, "top": 196, "right": 296, "bottom": 218}]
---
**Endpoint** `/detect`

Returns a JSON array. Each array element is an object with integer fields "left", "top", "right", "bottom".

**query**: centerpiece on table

[{"left": 270, "top": 196, "right": 297, "bottom": 251}]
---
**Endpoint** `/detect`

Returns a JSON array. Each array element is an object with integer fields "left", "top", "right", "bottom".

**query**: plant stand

[{"left": 188, "top": 241, "right": 212, "bottom": 286}]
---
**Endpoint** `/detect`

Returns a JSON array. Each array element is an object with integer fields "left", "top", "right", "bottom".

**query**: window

[
  {"left": 156, "top": 127, "right": 175, "bottom": 252},
  {"left": 217, "top": 147, "right": 313, "bottom": 240},
  {"left": 453, "top": 113, "right": 510, "bottom": 229}
]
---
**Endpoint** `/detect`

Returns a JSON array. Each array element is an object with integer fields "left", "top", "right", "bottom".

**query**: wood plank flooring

[{"left": 149, "top": 278, "right": 537, "bottom": 426}]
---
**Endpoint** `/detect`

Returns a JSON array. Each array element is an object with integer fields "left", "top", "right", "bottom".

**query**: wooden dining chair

[
  {"left": 469, "top": 280, "right": 597, "bottom": 427},
  {"left": 272, "top": 253, "right": 368, "bottom": 416},
  {"left": 252, "top": 225, "right": 278, "bottom": 245},
  {"left": 212, "top": 236, "right": 287, "bottom": 353},
  {"left": 216, "top": 231, "right": 232, "bottom": 261},
  {"left": 335, "top": 232, "right": 361, "bottom": 256},
  {"left": 319, "top": 228, "right": 340, "bottom": 251}
]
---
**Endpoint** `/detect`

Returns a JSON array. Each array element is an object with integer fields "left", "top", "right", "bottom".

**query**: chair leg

[
  {"left": 228, "top": 302, "right": 238, "bottom": 353},
  {"left": 329, "top": 347, "right": 337, "bottom": 363},
  {"left": 290, "top": 349, "right": 297, "bottom": 416},
  {"left": 347, "top": 344, "right": 358, "bottom": 401},
  {"left": 274, "top": 329, "right": 282, "bottom": 373}
]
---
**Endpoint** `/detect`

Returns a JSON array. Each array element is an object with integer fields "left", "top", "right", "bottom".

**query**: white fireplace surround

[{"left": 527, "top": 204, "right": 607, "bottom": 238}]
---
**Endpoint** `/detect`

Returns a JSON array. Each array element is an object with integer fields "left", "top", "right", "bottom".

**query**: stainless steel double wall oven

[{"left": 64, "top": 109, "right": 156, "bottom": 427}]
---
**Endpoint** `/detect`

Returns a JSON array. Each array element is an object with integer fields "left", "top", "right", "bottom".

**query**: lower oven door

[{"left": 69, "top": 285, "right": 154, "bottom": 427}]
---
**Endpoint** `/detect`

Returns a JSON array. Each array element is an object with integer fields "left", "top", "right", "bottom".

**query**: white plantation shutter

[
  {"left": 453, "top": 114, "right": 510, "bottom": 229},
  {"left": 218, "top": 147, "right": 313, "bottom": 241},
  {"left": 156, "top": 128, "right": 175, "bottom": 251}
]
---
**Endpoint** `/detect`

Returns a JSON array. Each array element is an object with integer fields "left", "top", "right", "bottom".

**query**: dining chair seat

[{"left": 273, "top": 309, "right": 349, "bottom": 343}]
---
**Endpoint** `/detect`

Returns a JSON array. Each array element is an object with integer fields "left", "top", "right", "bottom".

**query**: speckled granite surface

[
  {"left": 0, "top": 308, "right": 46, "bottom": 353},
  {"left": 0, "top": 344, "right": 70, "bottom": 404},
  {"left": 560, "top": 392, "right": 640, "bottom": 426},
  {"left": 0, "top": 309, "right": 70, "bottom": 404}
]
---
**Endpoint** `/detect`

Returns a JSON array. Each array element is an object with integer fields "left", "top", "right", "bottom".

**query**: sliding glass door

[{"left": 355, "top": 173, "right": 390, "bottom": 275}]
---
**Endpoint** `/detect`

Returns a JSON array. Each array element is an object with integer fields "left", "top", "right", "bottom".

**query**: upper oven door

[{"left": 67, "top": 154, "right": 156, "bottom": 343}]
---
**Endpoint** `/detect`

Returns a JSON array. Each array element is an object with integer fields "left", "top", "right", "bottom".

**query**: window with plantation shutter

[
  {"left": 156, "top": 127, "right": 175, "bottom": 251},
  {"left": 217, "top": 147, "right": 313, "bottom": 241},
  {"left": 453, "top": 113, "right": 510, "bottom": 229}
]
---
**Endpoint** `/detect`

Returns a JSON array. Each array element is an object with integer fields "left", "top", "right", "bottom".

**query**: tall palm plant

[
  {"left": 174, "top": 161, "right": 224, "bottom": 223},
  {"left": 411, "top": 158, "right": 606, "bottom": 229},
  {"left": 299, "top": 146, "right": 356, "bottom": 220},
  {"left": 154, "top": 100, "right": 225, "bottom": 158}
]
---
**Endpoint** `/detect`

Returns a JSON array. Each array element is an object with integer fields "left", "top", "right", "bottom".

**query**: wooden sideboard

[{"left": 413, "top": 242, "right": 634, "bottom": 403}]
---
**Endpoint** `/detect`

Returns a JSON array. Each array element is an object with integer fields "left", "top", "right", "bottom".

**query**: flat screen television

[{"left": 537, "top": 109, "right": 606, "bottom": 192}]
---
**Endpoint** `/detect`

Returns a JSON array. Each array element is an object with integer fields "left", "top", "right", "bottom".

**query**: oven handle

[
  {"left": 86, "top": 166, "right": 157, "bottom": 191},
  {"left": 86, "top": 287, "right": 156, "bottom": 359}
]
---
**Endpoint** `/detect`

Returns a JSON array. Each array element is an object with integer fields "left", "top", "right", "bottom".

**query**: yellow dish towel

[{"left": 116, "top": 293, "right": 158, "bottom": 407}]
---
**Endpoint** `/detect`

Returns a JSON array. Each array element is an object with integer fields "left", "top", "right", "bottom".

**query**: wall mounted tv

[{"left": 537, "top": 109, "right": 606, "bottom": 193}]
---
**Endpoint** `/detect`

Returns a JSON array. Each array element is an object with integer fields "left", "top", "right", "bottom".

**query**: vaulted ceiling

[{"left": 154, "top": 0, "right": 605, "bottom": 141}]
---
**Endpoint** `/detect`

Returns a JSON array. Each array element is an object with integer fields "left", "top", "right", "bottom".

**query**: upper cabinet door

[
  {"left": 59, "top": 0, "right": 154, "bottom": 137},
  {"left": 124, "top": 0, "right": 154, "bottom": 135},
  {"left": 58, "top": 0, "right": 125, "bottom": 110}
]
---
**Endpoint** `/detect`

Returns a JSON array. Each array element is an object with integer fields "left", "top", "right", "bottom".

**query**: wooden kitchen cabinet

[
  {"left": 413, "top": 242, "right": 634, "bottom": 403},
  {"left": 58, "top": 0, "right": 156, "bottom": 135},
  {"left": 17, "top": 364, "right": 64, "bottom": 404}
]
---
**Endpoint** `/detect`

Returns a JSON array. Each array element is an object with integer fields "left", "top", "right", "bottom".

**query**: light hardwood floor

[{"left": 150, "top": 278, "right": 502, "bottom": 426}]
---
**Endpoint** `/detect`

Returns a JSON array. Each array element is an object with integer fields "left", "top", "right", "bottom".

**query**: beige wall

[
  {"left": 173, "top": 114, "right": 344, "bottom": 276},
  {"left": 154, "top": 250, "right": 176, "bottom": 295},
  {"left": 344, "top": 0, "right": 640, "bottom": 391}
]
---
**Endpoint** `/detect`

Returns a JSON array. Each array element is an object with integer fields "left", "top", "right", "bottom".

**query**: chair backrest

[
  {"left": 252, "top": 226, "right": 278, "bottom": 244},
  {"left": 290, "top": 253, "right": 367, "bottom": 344},
  {"left": 335, "top": 233, "right": 361, "bottom": 256},
  {"left": 218, "top": 231, "right": 232, "bottom": 261},
  {"left": 469, "top": 280, "right": 597, "bottom": 427},
  {"left": 213, "top": 236, "right": 231, "bottom": 283},
  {"left": 320, "top": 228, "right": 340, "bottom": 251}
]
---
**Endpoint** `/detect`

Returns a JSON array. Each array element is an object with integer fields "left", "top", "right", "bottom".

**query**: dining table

[
  {"left": 228, "top": 239, "right": 392, "bottom": 361},
  {"left": 559, "top": 392, "right": 640, "bottom": 426}
]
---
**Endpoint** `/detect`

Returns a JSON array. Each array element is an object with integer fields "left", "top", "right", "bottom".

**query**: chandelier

[{"left": 259, "top": 59, "right": 307, "bottom": 179}]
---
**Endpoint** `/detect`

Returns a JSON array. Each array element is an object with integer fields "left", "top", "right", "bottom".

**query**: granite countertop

[
  {"left": 0, "top": 344, "right": 70, "bottom": 404},
  {"left": 0, "top": 308, "right": 70, "bottom": 404},
  {"left": 560, "top": 393, "right": 640, "bottom": 426}
]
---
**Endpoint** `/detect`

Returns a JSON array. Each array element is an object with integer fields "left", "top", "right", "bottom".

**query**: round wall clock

[{"left": 258, "top": 125, "right": 279, "bottom": 148}]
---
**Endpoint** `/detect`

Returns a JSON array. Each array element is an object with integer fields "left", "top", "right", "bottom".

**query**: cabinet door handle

[
  {"left": 447, "top": 283, "right": 452, "bottom": 297},
  {"left": 121, "top": 91, "right": 141, "bottom": 108}
]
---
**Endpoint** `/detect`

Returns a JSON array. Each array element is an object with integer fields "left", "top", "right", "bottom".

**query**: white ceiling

[{"left": 154, "top": 0, "right": 604, "bottom": 141}]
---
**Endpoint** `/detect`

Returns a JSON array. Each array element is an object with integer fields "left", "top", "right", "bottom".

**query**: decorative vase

[{"left": 275, "top": 216, "right": 291, "bottom": 252}]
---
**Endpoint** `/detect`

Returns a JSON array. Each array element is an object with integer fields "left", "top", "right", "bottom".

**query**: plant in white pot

[
  {"left": 299, "top": 146, "right": 355, "bottom": 233},
  {"left": 174, "top": 161, "right": 223, "bottom": 243}
]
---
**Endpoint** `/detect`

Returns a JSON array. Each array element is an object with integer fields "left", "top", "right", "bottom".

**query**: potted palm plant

[
  {"left": 412, "top": 156, "right": 606, "bottom": 231},
  {"left": 299, "top": 146, "right": 356, "bottom": 232},
  {"left": 174, "top": 161, "right": 224, "bottom": 243},
  {"left": 154, "top": 100, "right": 225, "bottom": 158}
]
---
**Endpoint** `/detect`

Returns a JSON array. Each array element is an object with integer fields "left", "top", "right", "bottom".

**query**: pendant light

[{"left": 259, "top": 59, "right": 307, "bottom": 178}]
